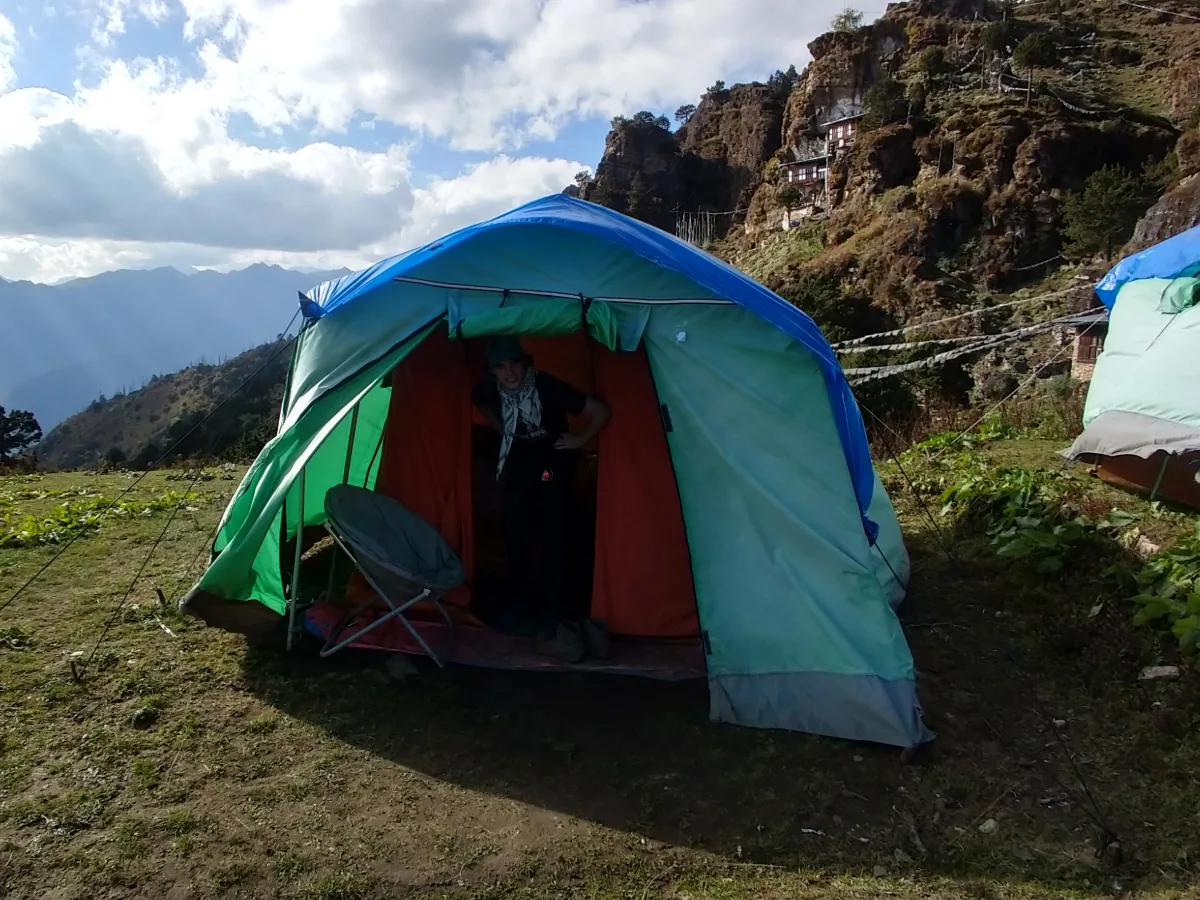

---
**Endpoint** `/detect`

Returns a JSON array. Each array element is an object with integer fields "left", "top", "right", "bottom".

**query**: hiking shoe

[
  {"left": 581, "top": 618, "right": 611, "bottom": 660},
  {"left": 536, "top": 621, "right": 587, "bottom": 663}
]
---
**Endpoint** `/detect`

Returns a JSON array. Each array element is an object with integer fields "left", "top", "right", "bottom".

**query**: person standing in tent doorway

[{"left": 471, "top": 335, "right": 612, "bottom": 663}]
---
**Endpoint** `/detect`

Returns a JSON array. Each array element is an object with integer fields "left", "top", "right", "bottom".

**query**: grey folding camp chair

[{"left": 319, "top": 484, "right": 465, "bottom": 665}]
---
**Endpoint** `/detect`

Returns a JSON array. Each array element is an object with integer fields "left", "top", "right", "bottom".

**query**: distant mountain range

[{"left": 0, "top": 263, "right": 350, "bottom": 432}]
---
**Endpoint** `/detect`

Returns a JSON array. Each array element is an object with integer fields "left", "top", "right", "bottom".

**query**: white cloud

[
  {"left": 0, "top": 153, "right": 583, "bottom": 282},
  {"left": 399, "top": 154, "right": 584, "bottom": 247},
  {"left": 0, "top": 121, "right": 413, "bottom": 250},
  {"left": 80, "top": 0, "right": 171, "bottom": 46},
  {"left": 163, "top": 0, "right": 866, "bottom": 152},
  {"left": 1, "top": 0, "right": 882, "bottom": 283}
]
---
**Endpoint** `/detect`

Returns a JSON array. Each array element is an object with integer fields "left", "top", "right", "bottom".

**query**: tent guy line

[
  {"left": 78, "top": 318, "right": 311, "bottom": 680},
  {"left": 0, "top": 308, "right": 303, "bottom": 620}
]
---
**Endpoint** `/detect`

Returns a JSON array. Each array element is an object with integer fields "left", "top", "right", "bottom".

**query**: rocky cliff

[
  {"left": 588, "top": 0, "right": 1185, "bottom": 300},
  {"left": 579, "top": 0, "right": 1194, "bottom": 414},
  {"left": 580, "top": 82, "right": 786, "bottom": 237},
  {"left": 1130, "top": 128, "right": 1200, "bottom": 250}
]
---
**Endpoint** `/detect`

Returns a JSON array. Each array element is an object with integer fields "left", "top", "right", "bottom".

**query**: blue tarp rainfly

[
  {"left": 302, "top": 193, "right": 879, "bottom": 541},
  {"left": 1095, "top": 222, "right": 1200, "bottom": 309}
]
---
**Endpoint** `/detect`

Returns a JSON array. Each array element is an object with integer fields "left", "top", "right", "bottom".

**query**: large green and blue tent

[
  {"left": 1064, "top": 224, "right": 1200, "bottom": 508},
  {"left": 182, "top": 193, "right": 931, "bottom": 748}
]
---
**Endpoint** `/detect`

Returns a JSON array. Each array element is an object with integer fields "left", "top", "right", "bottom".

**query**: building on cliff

[
  {"left": 1064, "top": 310, "right": 1109, "bottom": 383},
  {"left": 778, "top": 108, "right": 865, "bottom": 229}
]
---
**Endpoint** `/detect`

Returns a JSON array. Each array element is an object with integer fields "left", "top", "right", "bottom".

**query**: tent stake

[
  {"left": 287, "top": 467, "right": 306, "bottom": 652},
  {"left": 1148, "top": 453, "right": 1170, "bottom": 503}
]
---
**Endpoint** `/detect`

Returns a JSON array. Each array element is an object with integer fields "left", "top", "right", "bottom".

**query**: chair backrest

[{"left": 325, "top": 484, "right": 466, "bottom": 591}]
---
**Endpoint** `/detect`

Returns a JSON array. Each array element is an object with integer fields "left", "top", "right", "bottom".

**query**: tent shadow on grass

[{"left": 240, "top": 522, "right": 1200, "bottom": 890}]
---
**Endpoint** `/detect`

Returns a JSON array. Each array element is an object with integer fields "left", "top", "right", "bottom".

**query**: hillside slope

[
  {"left": 573, "top": 0, "right": 1199, "bottom": 417},
  {"left": 0, "top": 263, "right": 348, "bottom": 431},
  {"left": 36, "top": 340, "right": 290, "bottom": 470}
]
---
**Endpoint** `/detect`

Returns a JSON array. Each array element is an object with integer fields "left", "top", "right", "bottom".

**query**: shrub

[
  {"left": 1012, "top": 32, "right": 1056, "bottom": 74},
  {"left": 832, "top": 8, "right": 864, "bottom": 32},
  {"left": 981, "top": 21, "right": 1015, "bottom": 56},
  {"left": 862, "top": 77, "right": 907, "bottom": 130},
  {"left": 1062, "top": 166, "right": 1158, "bottom": 260}
]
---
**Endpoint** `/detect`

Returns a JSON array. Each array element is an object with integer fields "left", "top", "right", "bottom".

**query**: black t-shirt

[{"left": 471, "top": 371, "right": 587, "bottom": 461}]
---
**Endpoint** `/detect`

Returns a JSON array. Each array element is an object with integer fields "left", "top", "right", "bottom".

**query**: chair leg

[
  {"left": 393, "top": 592, "right": 455, "bottom": 668},
  {"left": 319, "top": 523, "right": 458, "bottom": 666},
  {"left": 318, "top": 589, "right": 432, "bottom": 659}
]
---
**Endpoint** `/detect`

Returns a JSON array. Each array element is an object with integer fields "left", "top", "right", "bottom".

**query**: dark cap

[{"left": 486, "top": 335, "right": 528, "bottom": 368}]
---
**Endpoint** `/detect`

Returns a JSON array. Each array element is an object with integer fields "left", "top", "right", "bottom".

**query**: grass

[
  {"left": 717, "top": 223, "right": 828, "bottom": 285},
  {"left": 1, "top": 455, "right": 1198, "bottom": 899}
]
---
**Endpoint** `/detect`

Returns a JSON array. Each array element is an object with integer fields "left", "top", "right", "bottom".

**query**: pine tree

[
  {"left": 625, "top": 172, "right": 648, "bottom": 216},
  {"left": 862, "top": 77, "right": 907, "bottom": 130},
  {"left": 1062, "top": 166, "right": 1157, "bottom": 261},
  {"left": 674, "top": 104, "right": 697, "bottom": 125},
  {"left": 1012, "top": 32, "right": 1056, "bottom": 103},
  {"left": 0, "top": 407, "right": 42, "bottom": 461}
]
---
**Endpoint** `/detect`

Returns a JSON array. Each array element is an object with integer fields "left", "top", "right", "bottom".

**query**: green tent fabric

[
  {"left": 182, "top": 195, "right": 930, "bottom": 748},
  {"left": 453, "top": 296, "right": 620, "bottom": 348},
  {"left": 1159, "top": 277, "right": 1200, "bottom": 315}
]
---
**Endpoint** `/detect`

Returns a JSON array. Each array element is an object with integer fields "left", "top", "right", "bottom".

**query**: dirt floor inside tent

[{"left": 1, "top": 447, "right": 1199, "bottom": 899}]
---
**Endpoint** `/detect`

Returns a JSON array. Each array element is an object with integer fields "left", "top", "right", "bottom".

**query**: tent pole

[
  {"left": 287, "top": 467, "right": 306, "bottom": 652},
  {"left": 364, "top": 429, "right": 385, "bottom": 488},
  {"left": 325, "top": 404, "right": 361, "bottom": 605},
  {"left": 1148, "top": 453, "right": 1170, "bottom": 503},
  {"left": 342, "top": 405, "right": 360, "bottom": 483}
]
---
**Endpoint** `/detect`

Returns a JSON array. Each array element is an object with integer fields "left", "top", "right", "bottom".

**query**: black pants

[{"left": 502, "top": 449, "right": 575, "bottom": 628}]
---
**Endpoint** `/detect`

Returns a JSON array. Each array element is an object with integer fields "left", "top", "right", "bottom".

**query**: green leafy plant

[
  {"left": 914, "top": 417, "right": 1015, "bottom": 455},
  {"left": 901, "top": 432, "right": 1200, "bottom": 661},
  {"left": 0, "top": 490, "right": 205, "bottom": 549},
  {"left": 1131, "top": 523, "right": 1200, "bottom": 657},
  {"left": 937, "top": 459, "right": 1118, "bottom": 575}
]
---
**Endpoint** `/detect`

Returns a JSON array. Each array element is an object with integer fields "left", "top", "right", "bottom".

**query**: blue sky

[{"left": 0, "top": 0, "right": 886, "bottom": 282}]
